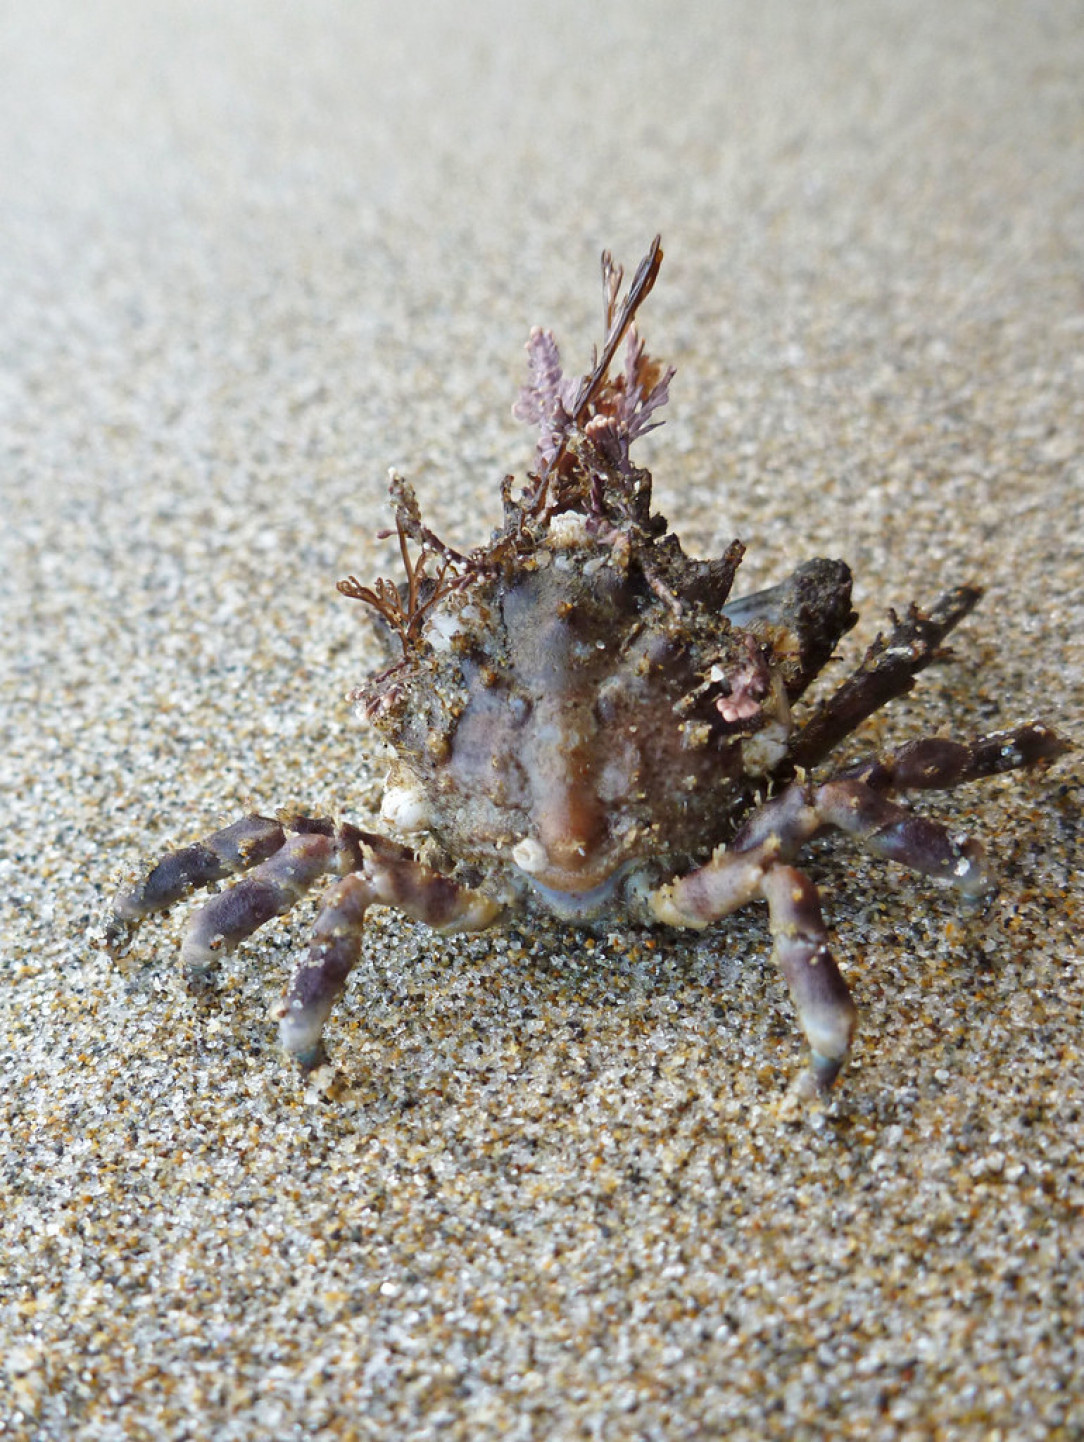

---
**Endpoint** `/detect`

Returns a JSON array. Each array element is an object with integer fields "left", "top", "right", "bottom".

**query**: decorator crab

[{"left": 109, "top": 237, "right": 1067, "bottom": 1092}]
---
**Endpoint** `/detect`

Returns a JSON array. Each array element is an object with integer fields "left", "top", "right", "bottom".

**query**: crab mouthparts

[
  {"left": 513, "top": 862, "right": 630, "bottom": 920},
  {"left": 510, "top": 781, "right": 630, "bottom": 917}
]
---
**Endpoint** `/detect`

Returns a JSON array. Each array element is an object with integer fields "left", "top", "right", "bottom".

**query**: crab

[{"left": 108, "top": 236, "right": 1068, "bottom": 1093}]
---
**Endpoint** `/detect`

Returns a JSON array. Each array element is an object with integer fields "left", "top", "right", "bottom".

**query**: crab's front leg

[
  {"left": 110, "top": 811, "right": 501, "bottom": 1070},
  {"left": 109, "top": 813, "right": 288, "bottom": 940},
  {"left": 277, "top": 850, "right": 502, "bottom": 1070},
  {"left": 645, "top": 743, "right": 1046, "bottom": 1091},
  {"left": 649, "top": 843, "right": 857, "bottom": 1091},
  {"left": 109, "top": 813, "right": 364, "bottom": 976}
]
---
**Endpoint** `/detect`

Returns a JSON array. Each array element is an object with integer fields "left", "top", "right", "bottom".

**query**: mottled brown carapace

[{"left": 110, "top": 238, "right": 1068, "bottom": 1094}]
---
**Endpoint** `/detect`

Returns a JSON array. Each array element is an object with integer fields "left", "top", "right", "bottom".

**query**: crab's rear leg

[
  {"left": 276, "top": 854, "right": 502, "bottom": 1070},
  {"left": 784, "top": 586, "right": 983, "bottom": 776},
  {"left": 837, "top": 726, "right": 1070, "bottom": 793}
]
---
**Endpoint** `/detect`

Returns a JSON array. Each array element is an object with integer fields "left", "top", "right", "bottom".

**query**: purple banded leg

[
  {"left": 650, "top": 719, "right": 1067, "bottom": 1090},
  {"left": 275, "top": 874, "right": 374, "bottom": 1068},
  {"left": 110, "top": 813, "right": 373, "bottom": 974},
  {"left": 741, "top": 725, "right": 1068, "bottom": 900},
  {"left": 813, "top": 779, "right": 993, "bottom": 900},
  {"left": 761, "top": 865, "right": 857, "bottom": 1090},
  {"left": 110, "top": 814, "right": 286, "bottom": 930},
  {"left": 275, "top": 850, "right": 502, "bottom": 1070},
  {"left": 649, "top": 849, "right": 856, "bottom": 1090},
  {"left": 726, "top": 769, "right": 999, "bottom": 902},
  {"left": 836, "top": 725, "right": 1069, "bottom": 793},
  {"left": 181, "top": 830, "right": 347, "bottom": 977}
]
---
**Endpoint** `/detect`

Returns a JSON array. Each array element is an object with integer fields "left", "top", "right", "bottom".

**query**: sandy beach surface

[{"left": 2, "top": 3, "right": 1081, "bottom": 1437}]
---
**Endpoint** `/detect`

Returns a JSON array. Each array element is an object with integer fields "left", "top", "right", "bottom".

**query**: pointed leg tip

[
  {"left": 110, "top": 890, "right": 146, "bottom": 926},
  {"left": 181, "top": 929, "right": 226, "bottom": 971},
  {"left": 277, "top": 1015, "right": 343, "bottom": 1096},
  {"left": 183, "top": 958, "right": 221, "bottom": 993},
  {"left": 275, "top": 997, "right": 334, "bottom": 1073},
  {"left": 184, "top": 968, "right": 220, "bottom": 1000},
  {"left": 953, "top": 839, "right": 996, "bottom": 902},
  {"left": 808, "top": 1050, "right": 846, "bottom": 1093},
  {"left": 103, "top": 913, "right": 135, "bottom": 956},
  {"left": 776, "top": 1053, "right": 847, "bottom": 1118},
  {"left": 293, "top": 1042, "right": 331, "bottom": 1074}
]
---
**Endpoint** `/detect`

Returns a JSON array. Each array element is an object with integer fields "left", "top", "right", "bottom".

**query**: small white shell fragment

[
  {"left": 380, "top": 779, "right": 432, "bottom": 833},
  {"left": 511, "top": 836, "right": 549, "bottom": 874},
  {"left": 425, "top": 609, "right": 464, "bottom": 651}
]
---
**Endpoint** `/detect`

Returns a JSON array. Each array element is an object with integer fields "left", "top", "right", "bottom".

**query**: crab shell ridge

[{"left": 361, "top": 501, "right": 855, "bottom": 921}]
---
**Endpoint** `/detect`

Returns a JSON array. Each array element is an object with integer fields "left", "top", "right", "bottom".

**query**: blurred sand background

[{"left": 1, "top": 2, "right": 1082, "bottom": 1437}]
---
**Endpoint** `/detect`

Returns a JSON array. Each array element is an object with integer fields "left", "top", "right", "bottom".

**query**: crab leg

[
  {"left": 180, "top": 829, "right": 350, "bottom": 976},
  {"left": 762, "top": 866, "right": 858, "bottom": 1090},
  {"left": 812, "top": 779, "right": 993, "bottom": 898},
  {"left": 111, "top": 812, "right": 368, "bottom": 976},
  {"left": 110, "top": 813, "right": 286, "bottom": 928},
  {"left": 646, "top": 733, "right": 1058, "bottom": 1085},
  {"left": 649, "top": 848, "right": 857, "bottom": 1089},
  {"left": 836, "top": 726, "right": 1070, "bottom": 793},
  {"left": 737, "top": 723, "right": 1067, "bottom": 887},
  {"left": 735, "top": 766, "right": 1004, "bottom": 897},
  {"left": 275, "top": 853, "right": 502, "bottom": 1070},
  {"left": 784, "top": 587, "right": 982, "bottom": 775}
]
